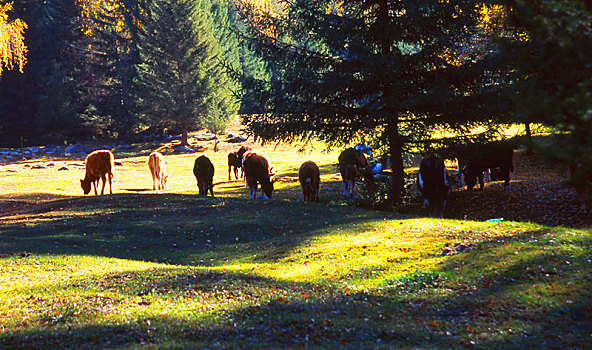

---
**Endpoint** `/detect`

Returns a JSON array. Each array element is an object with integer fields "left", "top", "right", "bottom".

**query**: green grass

[{"left": 1, "top": 141, "right": 591, "bottom": 349}]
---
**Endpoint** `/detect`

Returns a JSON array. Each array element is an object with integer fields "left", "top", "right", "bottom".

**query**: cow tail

[{"left": 306, "top": 178, "right": 313, "bottom": 192}]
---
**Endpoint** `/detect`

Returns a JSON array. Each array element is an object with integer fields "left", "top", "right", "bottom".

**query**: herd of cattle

[{"left": 79, "top": 141, "right": 591, "bottom": 217}]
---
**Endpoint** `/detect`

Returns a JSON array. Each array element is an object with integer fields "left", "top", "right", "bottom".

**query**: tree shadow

[
  {"left": 3, "top": 228, "right": 591, "bottom": 349},
  {"left": 0, "top": 193, "right": 394, "bottom": 265}
]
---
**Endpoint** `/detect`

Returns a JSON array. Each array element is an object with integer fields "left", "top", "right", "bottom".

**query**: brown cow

[
  {"left": 228, "top": 145, "right": 252, "bottom": 180},
  {"left": 242, "top": 151, "right": 275, "bottom": 199},
  {"left": 299, "top": 161, "right": 320, "bottom": 202},
  {"left": 148, "top": 151, "right": 168, "bottom": 190},
  {"left": 570, "top": 161, "right": 592, "bottom": 214},
  {"left": 338, "top": 147, "right": 372, "bottom": 200},
  {"left": 193, "top": 155, "right": 215, "bottom": 196},
  {"left": 80, "top": 149, "right": 114, "bottom": 195}
]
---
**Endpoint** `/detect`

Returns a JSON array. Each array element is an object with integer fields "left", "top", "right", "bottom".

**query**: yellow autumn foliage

[{"left": 0, "top": 2, "right": 27, "bottom": 74}]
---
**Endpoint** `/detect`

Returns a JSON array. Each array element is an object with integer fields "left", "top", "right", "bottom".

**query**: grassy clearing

[{"left": 0, "top": 138, "right": 591, "bottom": 349}]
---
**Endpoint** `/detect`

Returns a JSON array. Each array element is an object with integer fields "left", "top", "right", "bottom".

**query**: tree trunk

[
  {"left": 181, "top": 126, "right": 189, "bottom": 146},
  {"left": 525, "top": 122, "right": 533, "bottom": 154},
  {"left": 387, "top": 119, "right": 405, "bottom": 206}
]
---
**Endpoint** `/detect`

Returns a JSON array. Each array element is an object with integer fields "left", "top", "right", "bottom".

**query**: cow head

[
  {"left": 262, "top": 179, "right": 275, "bottom": 198},
  {"left": 80, "top": 179, "right": 92, "bottom": 195}
]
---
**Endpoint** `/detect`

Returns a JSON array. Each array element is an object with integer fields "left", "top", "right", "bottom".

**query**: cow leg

[
  {"left": 108, "top": 173, "right": 113, "bottom": 194},
  {"left": 478, "top": 173, "right": 484, "bottom": 190},
  {"left": 100, "top": 174, "right": 107, "bottom": 195},
  {"left": 343, "top": 181, "right": 349, "bottom": 200},
  {"left": 502, "top": 167, "right": 510, "bottom": 190},
  {"left": 228, "top": 166, "right": 232, "bottom": 180},
  {"left": 93, "top": 179, "right": 98, "bottom": 195}
]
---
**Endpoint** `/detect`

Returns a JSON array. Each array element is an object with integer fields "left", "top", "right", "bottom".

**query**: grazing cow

[
  {"left": 338, "top": 147, "right": 372, "bottom": 200},
  {"left": 298, "top": 161, "right": 320, "bottom": 202},
  {"left": 569, "top": 161, "right": 592, "bottom": 214},
  {"left": 228, "top": 152, "right": 240, "bottom": 180},
  {"left": 148, "top": 151, "right": 168, "bottom": 190},
  {"left": 193, "top": 155, "right": 215, "bottom": 196},
  {"left": 242, "top": 151, "right": 275, "bottom": 199},
  {"left": 417, "top": 153, "right": 449, "bottom": 218},
  {"left": 227, "top": 146, "right": 251, "bottom": 180},
  {"left": 80, "top": 149, "right": 114, "bottom": 195},
  {"left": 462, "top": 143, "right": 514, "bottom": 191}
]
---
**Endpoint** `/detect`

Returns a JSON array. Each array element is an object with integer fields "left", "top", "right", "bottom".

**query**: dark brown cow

[
  {"left": 298, "top": 161, "right": 320, "bottom": 202},
  {"left": 462, "top": 142, "right": 514, "bottom": 191},
  {"left": 570, "top": 161, "right": 592, "bottom": 214},
  {"left": 417, "top": 153, "right": 449, "bottom": 218},
  {"left": 227, "top": 146, "right": 251, "bottom": 180},
  {"left": 80, "top": 149, "right": 114, "bottom": 195},
  {"left": 242, "top": 151, "right": 274, "bottom": 199},
  {"left": 338, "top": 148, "right": 372, "bottom": 200},
  {"left": 228, "top": 152, "right": 240, "bottom": 180},
  {"left": 193, "top": 155, "right": 215, "bottom": 196}
]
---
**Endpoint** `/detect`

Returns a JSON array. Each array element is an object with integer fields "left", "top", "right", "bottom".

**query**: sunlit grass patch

[{"left": 1, "top": 134, "right": 591, "bottom": 348}]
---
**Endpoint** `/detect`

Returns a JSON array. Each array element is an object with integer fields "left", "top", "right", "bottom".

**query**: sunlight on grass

[{"left": 1, "top": 133, "right": 591, "bottom": 348}]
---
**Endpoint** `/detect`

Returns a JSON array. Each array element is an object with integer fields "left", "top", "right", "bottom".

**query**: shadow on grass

[
  {"left": 2, "top": 229, "right": 591, "bottom": 349},
  {"left": 0, "top": 193, "right": 393, "bottom": 265}
]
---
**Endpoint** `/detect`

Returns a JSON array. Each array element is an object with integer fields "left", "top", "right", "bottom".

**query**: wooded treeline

[
  {"left": 0, "top": 0, "right": 268, "bottom": 146},
  {"left": 1, "top": 0, "right": 591, "bottom": 206}
]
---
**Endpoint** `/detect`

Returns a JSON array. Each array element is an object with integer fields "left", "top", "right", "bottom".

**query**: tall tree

[
  {"left": 502, "top": 0, "right": 592, "bottom": 166},
  {"left": 0, "top": 2, "right": 27, "bottom": 75},
  {"left": 239, "top": 1, "right": 505, "bottom": 205},
  {"left": 136, "top": 0, "right": 239, "bottom": 145}
]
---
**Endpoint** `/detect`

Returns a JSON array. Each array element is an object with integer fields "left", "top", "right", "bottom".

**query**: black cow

[
  {"left": 227, "top": 146, "right": 251, "bottom": 180},
  {"left": 417, "top": 153, "right": 449, "bottom": 218},
  {"left": 462, "top": 143, "right": 514, "bottom": 191},
  {"left": 193, "top": 155, "right": 215, "bottom": 196},
  {"left": 570, "top": 160, "right": 592, "bottom": 214}
]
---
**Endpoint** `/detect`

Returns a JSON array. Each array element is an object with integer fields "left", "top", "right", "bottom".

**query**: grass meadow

[{"left": 0, "top": 135, "right": 591, "bottom": 349}]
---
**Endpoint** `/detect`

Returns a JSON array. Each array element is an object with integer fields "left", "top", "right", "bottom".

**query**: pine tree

[
  {"left": 502, "top": 0, "right": 592, "bottom": 167},
  {"left": 240, "top": 0, "right": 505, "bottom": 205},
  {"left": 83, "top": 0, "right": 144, "bottom": 138},
  {"left": 136, "top": 0, "right": 238, "bottom": 145}
]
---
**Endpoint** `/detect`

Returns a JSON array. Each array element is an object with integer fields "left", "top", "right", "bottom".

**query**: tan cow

[
  {"left": 80, "top": 149, "right": 114, "bottom": 195},
  {"left": 148, "top": 151, "right": 168, "bottom": 190}
]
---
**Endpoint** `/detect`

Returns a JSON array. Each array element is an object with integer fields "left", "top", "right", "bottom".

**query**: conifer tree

[
  {"left": 240, "top": 0, "right": 503, "bottom": 205},
  {"left": 136, "top": 0, "right": 238, "bottom": 145},
  {"left": 502, "top": 0, "right": 592, "bottom": 167}
]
